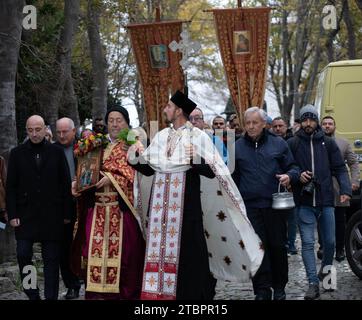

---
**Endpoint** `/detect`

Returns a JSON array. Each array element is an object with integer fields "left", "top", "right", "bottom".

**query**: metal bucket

[{"left": 272, "top": 182, "right": 295, "bottom": 210}]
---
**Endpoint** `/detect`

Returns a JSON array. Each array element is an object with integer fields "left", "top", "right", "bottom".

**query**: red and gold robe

[{"left": 73, "top": 141, "right": 145, "bottom": 299}]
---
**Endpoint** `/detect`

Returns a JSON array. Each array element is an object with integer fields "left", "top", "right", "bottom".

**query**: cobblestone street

[
  {"left": 215, "top": 235, "right": 362, "bottom": 300},
  {"left": 215, "top": 252, "right": 362, "bottom": 300},
  {"left": 1, "top": 235, "right": 362, "bottom": 300}
]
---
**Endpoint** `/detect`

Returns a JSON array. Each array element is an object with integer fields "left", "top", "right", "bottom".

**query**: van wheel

[{"left": 345, "top": 210, "right": 362, "bottom": 279}]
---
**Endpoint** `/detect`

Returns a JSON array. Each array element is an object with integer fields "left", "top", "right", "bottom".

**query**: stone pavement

[
  {"left": 0, "top": 235, "right": 361, "bottom": 300},
  {"left": 215, "top": 235, "right": 362, "bottom": 300}
]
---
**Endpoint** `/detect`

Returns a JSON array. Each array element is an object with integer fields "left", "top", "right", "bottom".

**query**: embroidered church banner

[
  {"left": 127, "top": 21, "right": 186, "bottom": 130},
  {"left": 210, "top": 8, "right": 271, "bottom": 122}
]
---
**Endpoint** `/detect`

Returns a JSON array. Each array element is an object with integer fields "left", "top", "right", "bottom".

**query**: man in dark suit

[{"left": 6, "top": 115, "right": 72, "bottom": 300}]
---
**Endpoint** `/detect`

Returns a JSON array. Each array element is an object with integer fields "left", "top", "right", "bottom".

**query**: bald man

[
  {"left": 6, "top": 115, "right": 72, "bottom": 300},
  {"left": 55, "top": 118, "right": 80, "bottom": 299}
]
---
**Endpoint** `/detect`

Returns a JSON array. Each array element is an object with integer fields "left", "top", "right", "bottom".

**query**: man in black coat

[
  {"left": 6, "top": 115, "right": 72, "bottom": 300},
  {"left": 54, "top": 117, "right": 81, "bottom": 299}
]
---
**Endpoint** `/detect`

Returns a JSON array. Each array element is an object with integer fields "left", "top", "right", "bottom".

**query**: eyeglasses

[{"left": 189, "top": 116, "right": 203, "bottom": 122}]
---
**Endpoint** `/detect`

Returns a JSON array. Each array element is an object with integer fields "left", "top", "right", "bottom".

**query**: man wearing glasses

[
  {"left": 189, "top": 107, "right": 205, "bottom": 130},
  {"left": 189, "top": 109, "right": 228, "bottom": 164}
]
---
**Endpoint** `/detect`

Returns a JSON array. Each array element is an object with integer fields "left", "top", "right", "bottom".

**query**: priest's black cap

[
  {"left": 105, "top": 104, "right": 130, "bottom": 126},
  {"left": 170, "top": 90, "right": 197, "bottom": 116}
]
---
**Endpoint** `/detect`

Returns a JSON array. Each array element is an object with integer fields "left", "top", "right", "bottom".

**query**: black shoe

[
  {"left": 29, "top": 295, "right": 41, "bottom": 300},
  {"left": 304, "top": 283, "right": 320, "bottom": 300},
  {"left": 317, "top": 249, "right": 323, "bottom": 260},
  {"left": 335, "top": 250, "right": 345, "bottom": 262},
  {"left": 65, "top": 288, "right": 80, "bottom": 300},
  {"left": 273, "top": 288, "right": 286, "bottom": 300},
  {"left": 255, "top": 289, "right": 272, "bottom": 300}
]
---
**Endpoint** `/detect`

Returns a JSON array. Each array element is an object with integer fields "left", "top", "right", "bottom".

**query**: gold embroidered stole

[
  {"left": 86, "top": 188, "right": 123, "bottom": 293},
  {"left": 86, "top": 142, "right": 124, "bottom": 293},
  {"left": 141, "top": 172, "right": 186, "bottom": 300}
]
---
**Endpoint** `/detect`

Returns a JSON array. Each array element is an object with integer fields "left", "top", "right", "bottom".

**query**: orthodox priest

[
  {"left": 72, "top": 106, "right": 145, "bottom": 300},
  {"left": 128, "top": 90, "right": 264, "bottom": 300}
]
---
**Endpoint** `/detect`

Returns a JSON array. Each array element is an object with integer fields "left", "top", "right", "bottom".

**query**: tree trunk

[
  {"left": 42, "top": 0, "right": 80, "bottom": 133},
  {"left": 0, "top": 0, "right": 23, "bottom": 264},
  {"left": 293, "top": 0, "right": 311, "bottom": 119},
  {"left": 303, "top": 5, "right": 323, "bottom": 106},
  {"left": 60, "top": 71, "right": 80, "bottom": 128},
  {"left": 342, "top": 0, "right": 356, "bottom": 59},
  {"left": 325, "top": 0, "right": 345, "bottom": 62},
  {"left": 87, "top": 0, "right": 107, "bottom": 121},
  {"left": 281, "top": 7, "right": 289, "bottom": 119},
  {"left": 0, "top": 0, "right": 24, "bottom": 157}
]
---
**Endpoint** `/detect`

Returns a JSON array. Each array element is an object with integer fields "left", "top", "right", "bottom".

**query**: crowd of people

[{"left": 0, "top": 91, "right": 359, "bottom": 301}]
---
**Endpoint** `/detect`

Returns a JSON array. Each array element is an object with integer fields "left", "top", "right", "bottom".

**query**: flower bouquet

[{"left": 74, "top": 133, "right": 109, "bottom": 158}]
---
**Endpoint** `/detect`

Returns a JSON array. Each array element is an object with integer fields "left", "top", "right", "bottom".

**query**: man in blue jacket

[
  {"left": 287, "top": 105, "right": 351, "bottom": 300},
  {"left": 232, "top": 107, "right": 300, "bottom": 300}
]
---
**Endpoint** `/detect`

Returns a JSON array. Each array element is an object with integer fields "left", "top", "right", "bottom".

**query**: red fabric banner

[
  {"left": 211, "top": 8, "right": 271, "bottom": 122},
  {"left": 127, "top": 21, "right": 186, "bottom": 130}
]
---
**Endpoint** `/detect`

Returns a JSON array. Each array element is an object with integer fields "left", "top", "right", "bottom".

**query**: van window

[{"left": 334, "top": 82, "right": 362, "bottom": 134}]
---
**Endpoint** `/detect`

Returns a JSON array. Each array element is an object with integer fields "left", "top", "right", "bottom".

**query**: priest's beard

[{"left": 163, "top": 111, "right": 177, "bottom": 127}]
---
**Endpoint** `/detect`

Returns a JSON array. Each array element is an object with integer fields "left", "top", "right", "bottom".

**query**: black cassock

[{"left": 131, "top": 158, "right": 217, "bottom": 300}]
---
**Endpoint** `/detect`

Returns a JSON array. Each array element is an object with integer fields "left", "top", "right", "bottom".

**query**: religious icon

[
  {"left": 107, "top": 267, "right": 117, "bottom": 284},
  {"left": 76, "top": 149, "right": 101, "bottom": 192},
  {"left": 90, "top": 266, "right": 101, "bottom": 283},
  {"left": 234, "top": 31, "right": 251, "bottom": 54},
  {"left": 149, "top": 44, "right": 169, "bottom": 68}
]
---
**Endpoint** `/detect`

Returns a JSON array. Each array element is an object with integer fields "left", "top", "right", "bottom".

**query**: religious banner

[
  {"left": 126, "top": 20, "right": 187, "bottom": 130},
  {"left": 208, "top": 7, "right": 271, "bottom": 122}
]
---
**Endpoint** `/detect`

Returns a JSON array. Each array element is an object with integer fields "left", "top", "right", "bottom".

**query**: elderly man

[
  {"left": 6, "top": 115, "right": 72, "bottom": 300},
  {"left": 72, "top": 106, "right": 145, "bottom": 300},
  {"left": 55, "top": 117, "right": 81, "bottom": 299},
  {"left": 189, "top": 107, "right": 205, "bottom": 130},
  {"left": 232, "top": 107, "right": 300, "bottom": 300}
]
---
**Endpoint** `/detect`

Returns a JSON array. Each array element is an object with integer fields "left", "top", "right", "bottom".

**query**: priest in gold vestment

[{"left": 72, "top": 106, "right": 145, "bottom": 300}]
